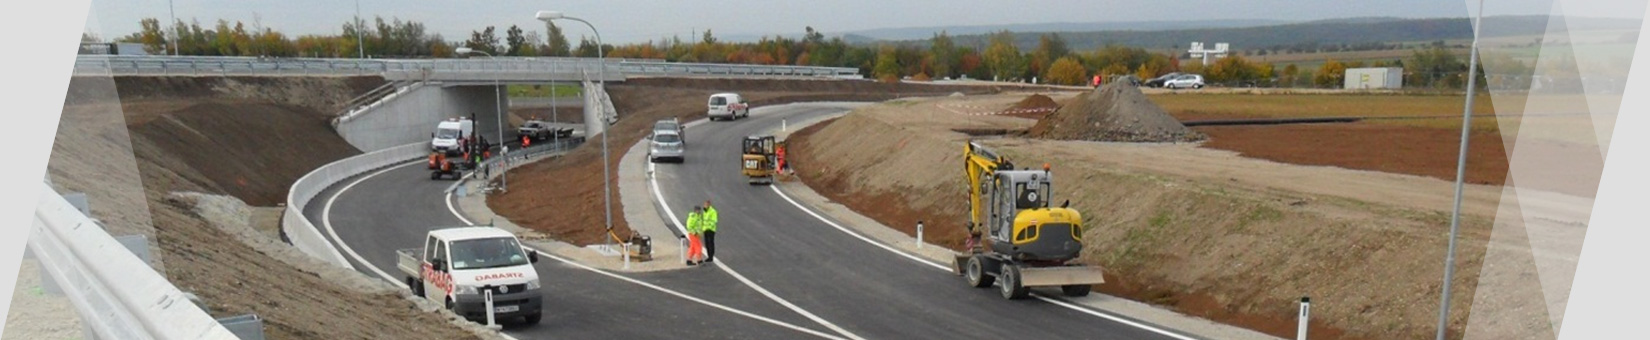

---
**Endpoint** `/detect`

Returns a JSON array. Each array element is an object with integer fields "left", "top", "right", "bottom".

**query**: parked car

[
  {"left": 1143, "top": 72, "right": 1183, "bottom": 88},
  {"left": 1164, "top": 74, "right": 1206, "bottom": 89}
]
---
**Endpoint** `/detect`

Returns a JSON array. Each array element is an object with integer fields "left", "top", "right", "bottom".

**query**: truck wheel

[
  {"left": 965, "top": 255, "right": 994, "bottom": 288},
  {"left": 523, "top": 313, "right": 542, "bottom": 325},
  {"left": 999, "top": 264, "right": 1029, "bottom": 299},
  {"left": 1062, "top": 284, "right": 1092, "bottom": 297},
  {"left": 408, "top": 278, "right": 423, "bottom": 297}
]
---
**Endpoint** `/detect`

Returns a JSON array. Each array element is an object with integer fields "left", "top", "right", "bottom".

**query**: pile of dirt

[
  {"left": 999, "top": 94, "right": 1060, "bottom": 119},
  {"left": 490, "top": 78, "right": 1005, "bottom": 246},
  {"left": 1029, "top": 83, "right": 1205, "bottom": 143},
  {"left": 46, "top": 76, "right": 485, "bottom": 340},
  {"left": 787, "top": 96, "right": 1507, "bottom": 340}
]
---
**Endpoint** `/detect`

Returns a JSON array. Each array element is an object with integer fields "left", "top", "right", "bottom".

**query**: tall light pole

[
  {"left": 355, "top": 0, "right": 365, "bottom": 59},
  {"left": 168, "top": 0, "right": 177, "bottom": 55},
  {"left": 1435, "top": 0, "right": 1484, "bottom": 339},
  {"left": 537, "top": 11, "right": 611, "bottom": 235},
  {"left": 455, "top": 47, "right": 507, "bottom": 192}
]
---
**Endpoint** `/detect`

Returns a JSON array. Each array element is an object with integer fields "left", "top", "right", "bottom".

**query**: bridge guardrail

[
  {"left": 31, "top": 181, "right": 239, "bottom": 339},
  {"left": 71, "top": 55, "right": 860, "bottom": 79},
  {"left": 282, "top": 142, "right": 428, "bottom": 268}
]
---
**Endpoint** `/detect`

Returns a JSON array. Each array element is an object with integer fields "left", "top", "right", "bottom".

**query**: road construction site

[{"left": 27, "top": 73, "right": 1588, "bottom": 340}]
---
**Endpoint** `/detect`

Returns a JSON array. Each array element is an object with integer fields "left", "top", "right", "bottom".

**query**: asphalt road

[
  {"left": 649, "top": 104, "right": 1185, "bottom": 339},
  {"left": 306, "top": 161, "right": 836, "bottom": 339},
  {"left": 309, "top": 103, "right": 1192, "bottom": 339}
]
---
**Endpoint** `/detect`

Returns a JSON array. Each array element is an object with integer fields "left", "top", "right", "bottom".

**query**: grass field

[{"left": 508, "top": 84, "right": 582, "bottom": 98}]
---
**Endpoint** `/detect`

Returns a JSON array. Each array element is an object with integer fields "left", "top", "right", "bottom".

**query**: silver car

[{"left": 649, "top": 130, "right": 685, "bottom": 163}]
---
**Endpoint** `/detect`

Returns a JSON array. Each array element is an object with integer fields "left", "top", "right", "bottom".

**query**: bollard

[
  {"left": 485, "top": 289, "right": 496, "bottom": 327},
  {"left": 679, "top": 237, "right": 687, "bottom": 264},
  {"left": 782, "top": 119, "right": 787, "bottom": 132},
  {"left": 622, "top": 243, "right": 631, "bottom": 270},
  {"left": 916, "top": 221, "right": 924, "bottom": 249},
  {"left": 1298, "top": 296, "right": 1310, "bottom": 340}
]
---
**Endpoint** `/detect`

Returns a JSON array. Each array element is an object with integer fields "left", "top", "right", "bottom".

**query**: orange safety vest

[{"left": 523, "top": 135, "right": 531, "bottom": 147}]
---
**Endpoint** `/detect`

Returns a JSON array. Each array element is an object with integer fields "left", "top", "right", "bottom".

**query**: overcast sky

[{"left": 83, "top": 0, "right": 1630, "bottom": 44}]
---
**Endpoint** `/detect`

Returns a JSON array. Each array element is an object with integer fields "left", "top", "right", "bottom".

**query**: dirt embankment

[
  {"left": 788, "top": 96, "right": 1499, "bottom": 340},
  {"left": 489, "top": 78, "right": 1011, "bottom": 246},
  {"left": 49, "top": 76, "right": 483, "bottom": 340},
  {"left": 1029, "top": 83, "right": 1204, "bottom": 143}
]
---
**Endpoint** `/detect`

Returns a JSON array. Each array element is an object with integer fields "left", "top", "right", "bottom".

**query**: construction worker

[
  {"left": 702, "top": 200, "right": 718, "bottom": 263},
  {"left": 685, "top": 205, "right": 705, "bottom": 265}
]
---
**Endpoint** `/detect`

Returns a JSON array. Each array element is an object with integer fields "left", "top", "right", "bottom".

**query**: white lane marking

[
  {"left": 768, "top": 183, "right": 1200, "bottom": 340},
  {"left": 442, "top": 189, "right": 844, "bottom": 340},
  {"left": 324, "top": 161, "right": 421, "bottom": 288},
  {"left": 649, "top": 154, "right": 867, "bottom": 340}
]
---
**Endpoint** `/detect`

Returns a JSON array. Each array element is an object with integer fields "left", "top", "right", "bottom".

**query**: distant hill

[
  {"left": 841, "top": 19, "right": 1294, "bottom": 41},
  {"left": 877, "top": 15, "right": 1640, "bottom": 51}
]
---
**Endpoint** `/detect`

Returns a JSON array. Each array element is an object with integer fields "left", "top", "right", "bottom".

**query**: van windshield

[
  {"left": 448, "top": 237, "right": 529, "bottom": 270},
  {"left": 709, "top": 97, "right": 727, "bottom": 105},
  {"left": 436, "top": 128, "right": 461, "bottom": 139}
]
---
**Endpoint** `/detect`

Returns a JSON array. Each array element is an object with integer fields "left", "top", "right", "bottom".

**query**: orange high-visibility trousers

[{"left": 687, "top": 234, "right": 705, "bottom": 263}]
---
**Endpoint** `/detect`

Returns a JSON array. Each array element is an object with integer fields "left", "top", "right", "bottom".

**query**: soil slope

[
  {"left": 789, "top": 95, "right": 1509, "bottom": 340},
  {"left": 46, "top": 76, "right": 483, "bottom": 340}
]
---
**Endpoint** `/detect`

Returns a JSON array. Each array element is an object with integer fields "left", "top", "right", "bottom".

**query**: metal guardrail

[
  {"left": 282, "top": 142, "right": 429, "bottom": 268},
  {"left": 72, "top": 55, "right": 861, "bottom": 79},
  {"left": 30, "top": 181, "right": 239, "bottom": 339}
]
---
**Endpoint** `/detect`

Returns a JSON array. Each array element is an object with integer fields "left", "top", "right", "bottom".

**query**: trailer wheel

[
  {"left": 999, "top": 264, "right": 1029, "bottom": 299},
  {"left": 1061, "top": 284, "right": 1092, "bottom": 297},
  {"left": 966, "top": 255, "right": 994, "bottom": 288}
]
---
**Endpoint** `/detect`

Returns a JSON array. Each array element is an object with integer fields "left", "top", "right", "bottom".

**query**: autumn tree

[
  {"left": 930, "top": 31, "right": 957, "bottom": 79},
  {"left": 1045, "top": 56, "right": 1088, "bottom": 85},
  {"left": 873, "top": 46, "right": 902, "bottom": 82},
  {"left": 983, "top": 31, "right": 1024, "bottom": 81},
  {"left": 1314, "top": 59, "right": 1347, "bottom": 88},
  {"left": 544, "top": 22, "right": 571, "bottom": 56},
  {"left": 465, "top": 26, "right": 501, "bottom": 55}
]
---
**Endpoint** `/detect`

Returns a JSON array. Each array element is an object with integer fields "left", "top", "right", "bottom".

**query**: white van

[
  {"left": 398, "top": 227, "right": 543, "bottom": 325},
  {"left": 707, "top": 93, "right": 749, "bottom": 121},
  {"left": 431, "top": 118, "right": 475, "bottom": 155}
]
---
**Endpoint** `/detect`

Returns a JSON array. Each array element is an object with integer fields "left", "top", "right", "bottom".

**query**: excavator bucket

[{"left": 1017, "top": 265, "right": 1107, "bottom": 287}]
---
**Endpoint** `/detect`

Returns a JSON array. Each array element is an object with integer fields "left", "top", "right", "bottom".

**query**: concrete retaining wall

[
  {"left": 335, "top": 83, "right": 505, "bottom": 151},
  {"left": 281, "top": 142, "right": 427, "bottom": 268}
]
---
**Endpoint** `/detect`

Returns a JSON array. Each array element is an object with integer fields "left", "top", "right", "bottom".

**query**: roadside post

[
  {"left": 1298, "top": 296, "right": 1310, "bottom": 340},
  {"left": 484, "top": 288, "right": 497, "bottom": 328},
  {"left": 916, "top": 220, "right": 924, "bottom": 249}
]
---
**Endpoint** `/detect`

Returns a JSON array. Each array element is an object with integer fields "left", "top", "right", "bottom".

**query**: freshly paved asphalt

[{"left": 310, "top": 103, "right": 1188, "bottom": 339}]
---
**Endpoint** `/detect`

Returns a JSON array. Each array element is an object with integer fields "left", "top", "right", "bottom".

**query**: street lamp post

[
  {"left": 538, "top": 11, "right": 613, "bottom": 236},
  {"left": 454, "top": 47, "right": 507, "bottom": 192}
]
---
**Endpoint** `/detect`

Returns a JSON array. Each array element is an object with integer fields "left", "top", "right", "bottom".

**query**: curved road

[{"left": 311, "top": 103, "right": 1194, "bottom": 339}]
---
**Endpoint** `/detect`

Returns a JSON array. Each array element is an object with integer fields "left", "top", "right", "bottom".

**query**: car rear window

[{"left": 654, "top": 133, "right": 681, "bottom": 143}]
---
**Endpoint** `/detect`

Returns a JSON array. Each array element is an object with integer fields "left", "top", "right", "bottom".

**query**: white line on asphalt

[
  {"left": 442, "top": 189, "right": 845, "bottom": 340},
  {"left": 649, "top": 156, "right": 867, "bottom": 340},
  {"left": 324, "top": 161, "right": 420, "bottom": 288},
  {"left": 767, "top": 181, "right": 1200, "bottom": 340}
]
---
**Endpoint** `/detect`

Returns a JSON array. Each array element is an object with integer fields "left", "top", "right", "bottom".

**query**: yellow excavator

[
  {"left": 742, "top": 136, "right": 777, "bottom": 185},
  {"left": 954, "top": 141, "right": 1106, "bottom": 299}
]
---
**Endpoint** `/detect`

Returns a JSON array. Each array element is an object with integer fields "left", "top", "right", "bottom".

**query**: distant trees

[
  {"left": 1314, "top": 59, "right": 1347, "bottom": 88},
  {"left": 983, "top": 31, "right": 1025, "bottom": 81},
  {"left": 1045, "top": 57, "right": 1088, "bottom": 85}
]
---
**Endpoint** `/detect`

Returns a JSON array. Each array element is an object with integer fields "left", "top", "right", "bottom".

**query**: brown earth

[
  {"left": 46, "top": 76, "right": 483, "bottom": 340},
  {"left": 1196, "top": 123, "right": 1510, "bottom": 187},
  {"left": 787, "top": 95, "right": 1505, "bottom": 340},
  {"left": 489, "top": 78, "right": 1023, "bottom": 246},
  {"left": 1030, "top": 83, "right": 1205, "bottom": 143},
  {"left": 1000, "top": 94, "right": 1060, "bottom": 119}
]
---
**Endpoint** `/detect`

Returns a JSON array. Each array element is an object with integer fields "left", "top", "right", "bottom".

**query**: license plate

[{"left": 494, "top": 305, "right": 519, "bottom": 313}]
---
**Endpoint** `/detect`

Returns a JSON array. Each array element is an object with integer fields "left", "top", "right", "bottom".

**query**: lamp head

[{"left": 536, "top": 11, "right": 565, "bottom": 21}]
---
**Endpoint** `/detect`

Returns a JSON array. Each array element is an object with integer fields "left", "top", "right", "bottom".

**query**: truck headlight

[
  {"left": 525, "top": 280, "right": 540, "bottom": 290},
  {"left": 455, "top": 285, "right": 478, "bottom": 295}
]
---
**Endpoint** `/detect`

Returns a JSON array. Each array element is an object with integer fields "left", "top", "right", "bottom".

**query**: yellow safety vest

[{"left": 702, "top": 206, "right": 719, "bottom": 232}]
